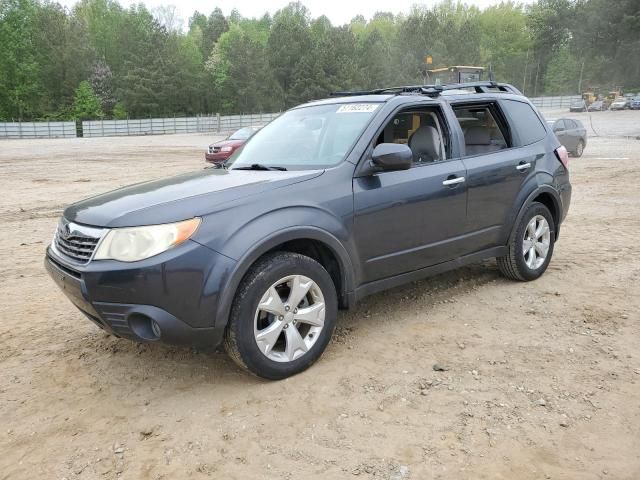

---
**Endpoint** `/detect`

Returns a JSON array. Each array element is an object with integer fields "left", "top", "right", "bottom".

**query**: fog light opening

[
  {"left": 129, "top": 313, "right": 161, "bottom": 341},
  {"left": 151, "top": 319, "right": 162, "bottom": 338}
]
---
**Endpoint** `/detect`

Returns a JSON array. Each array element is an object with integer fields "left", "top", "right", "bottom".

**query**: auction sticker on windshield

[{"left": 336, "top": 104, "right": 380, "bottom": 113}]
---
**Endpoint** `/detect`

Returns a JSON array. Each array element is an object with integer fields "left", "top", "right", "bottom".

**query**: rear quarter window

[{"left": 501, "top": 100, "right": 547, "bottom": 146}]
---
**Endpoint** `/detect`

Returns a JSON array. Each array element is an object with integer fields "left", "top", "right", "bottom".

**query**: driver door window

[{"left": 375, "top": 109, "right": 449, "bottom": 164}]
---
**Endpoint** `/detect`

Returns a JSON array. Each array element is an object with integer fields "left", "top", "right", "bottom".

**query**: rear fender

[{"left": 506, "top": 185, "right": 562, "bottom": 244}]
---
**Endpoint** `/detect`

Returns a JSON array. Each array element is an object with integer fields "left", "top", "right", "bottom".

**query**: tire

[
  {"left": 497, "top": 202, "right": 555, "bottom": 282},
  {"left": 573, "top": 140, "right": 584, "bottom": 157},
  {"left": 223, "top": 252, "right": 338, "bottom": 380}
]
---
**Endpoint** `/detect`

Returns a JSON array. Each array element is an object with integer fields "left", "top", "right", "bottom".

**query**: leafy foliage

[
  {"left": 72, "top": 80, "right": 104, "bottom": 119},
  {"left": 112, "top": 101, "right": 127, "bottom": 119},
  {"left": 0, "top": 0, "right": 638, "bottom": 120}
]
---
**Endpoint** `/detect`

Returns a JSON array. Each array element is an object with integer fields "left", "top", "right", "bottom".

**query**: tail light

[{"left": 554, "top": 145, "right": 569, "bottom": 169}]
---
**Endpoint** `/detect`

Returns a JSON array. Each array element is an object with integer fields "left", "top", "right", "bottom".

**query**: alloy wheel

[
  {"left": 522, "top": 215, "right": 551, "bottom": 270},
  {"left": 253, "top": 275, "right": 325, "bottom": 362}
]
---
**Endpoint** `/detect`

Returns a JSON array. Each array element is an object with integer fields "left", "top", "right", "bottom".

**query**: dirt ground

[{"left": 1, "top": 110, "right": 639, "bottom": 480}]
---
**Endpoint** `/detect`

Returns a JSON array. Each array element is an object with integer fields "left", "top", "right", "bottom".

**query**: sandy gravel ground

[{"left": 1, "top": 111, "right": 639, "bottom": 480}]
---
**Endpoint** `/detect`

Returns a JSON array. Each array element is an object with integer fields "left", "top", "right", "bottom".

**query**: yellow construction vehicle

[
  {"left": 604, "top": 88, "right": 623, "bottom": 106},
  {"left": 426, "top": 66, "right": 485, "bottom": 85},
  {"left": 582, "top": 91, "right": 597, "bottom": 105}
]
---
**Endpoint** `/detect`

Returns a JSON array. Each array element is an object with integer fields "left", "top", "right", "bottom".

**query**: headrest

[
  {"left": 409, "top": 125, "right": 441, "bottom": 162},
  {"left": 465, "top": 126, "right": 491, "bottom": 145}
]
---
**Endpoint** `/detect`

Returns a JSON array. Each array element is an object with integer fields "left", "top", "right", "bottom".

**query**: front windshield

[
  {"left": 227, "top": 103, "right": 380, "bottom": 170},
  {"left": 228, "top": 127, "right": 256, "bottom": 140}
]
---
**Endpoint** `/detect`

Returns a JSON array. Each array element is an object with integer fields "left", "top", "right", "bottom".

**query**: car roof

[
  {"left": 296, "top": 90, "right": 530, "bottom": 111},
  {"left": 296, "top": 94, "right": 394, "bottom": 108}
]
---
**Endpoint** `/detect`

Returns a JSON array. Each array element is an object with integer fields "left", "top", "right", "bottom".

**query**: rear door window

[
  {"left": 452, "top": 103, "right": 510, "bottom": 157},
  {"left": 500, "top": 99, "right": 547, "bottom": 146}
]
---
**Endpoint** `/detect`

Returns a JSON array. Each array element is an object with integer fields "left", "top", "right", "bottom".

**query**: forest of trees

[{"left": 0, "top": 0, "right": 638, "bottom": 121}]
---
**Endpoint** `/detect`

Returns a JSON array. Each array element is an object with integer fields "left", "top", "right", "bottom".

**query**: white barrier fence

[
  {"left": 82, "top": 113, "right": 281, "bottom": 138},
  {"left": 0, "top": 113, "right": 280, "bottom": 139},
  {"left": 0, "top": 121, "right": 76, "bottom": 139},
  {"left": 0, "top": 95, "right": 583, "bottom": 140},
  {"left": 530, "top": 95, "right": 581, "bottom": 110}
]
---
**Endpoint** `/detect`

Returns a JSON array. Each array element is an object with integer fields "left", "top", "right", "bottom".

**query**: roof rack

[{"left": 330, "top": 81, "right": 522, "bottom": 98}]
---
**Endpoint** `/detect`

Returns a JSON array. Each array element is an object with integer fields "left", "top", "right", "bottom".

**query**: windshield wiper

[{"left": 232, "top": 163, "right": 287, "bottom": 171}]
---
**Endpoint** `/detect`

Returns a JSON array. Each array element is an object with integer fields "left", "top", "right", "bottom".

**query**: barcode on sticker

[{"left": 336, "top": 104, "right": 379, "bottom": 113}]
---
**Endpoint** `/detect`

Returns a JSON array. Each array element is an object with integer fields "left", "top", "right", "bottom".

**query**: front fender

[{"left": 212, "top": 208, "right": 356, "bottom": 329}]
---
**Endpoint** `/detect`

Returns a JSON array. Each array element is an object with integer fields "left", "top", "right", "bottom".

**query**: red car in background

[{"left": 205, "top": 126, "right": 261, "bottom": 166}]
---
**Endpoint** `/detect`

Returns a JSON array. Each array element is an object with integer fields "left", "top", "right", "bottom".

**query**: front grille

[
  {"left": 53, "top": 220, "right": 104, "bottom": 263},
  {"left": 212, "top": 146, "right": 221, "bottom": 153}
]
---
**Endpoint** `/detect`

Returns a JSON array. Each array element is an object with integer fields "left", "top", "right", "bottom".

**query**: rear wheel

[
  {"left": 497, "top": 202, "right": 555, "bottom": 281},
  {"left": 224, "top": 252, "right": 337, "bottom": 379},
  {"left": 573, "top": 140, "right": 584, "bottom": 157}
]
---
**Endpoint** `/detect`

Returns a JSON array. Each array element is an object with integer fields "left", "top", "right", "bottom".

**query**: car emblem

[{"left": 60, "top": 223, "right": 71, "bottom": 240}]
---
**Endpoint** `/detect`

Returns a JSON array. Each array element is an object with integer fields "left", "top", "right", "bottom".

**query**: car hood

[
  {"left": 210, "top": 139, "right": 244, "bottom": 148},
  {"left": 64, "top": 168, "right": 323, "bottom": 228}
]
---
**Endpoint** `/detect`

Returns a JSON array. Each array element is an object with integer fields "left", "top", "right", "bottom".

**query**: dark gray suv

[{"left": 45, "top": 82, "right": 572, "bottom": 379}]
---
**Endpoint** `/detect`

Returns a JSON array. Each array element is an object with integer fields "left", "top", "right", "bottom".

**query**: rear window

[{"left": 501, "top": 100, "right": 546, "bottom": 146}]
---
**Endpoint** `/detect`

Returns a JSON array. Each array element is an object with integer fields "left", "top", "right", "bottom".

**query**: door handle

[
  {"left": 516, "top": 162, "right": 531, "bottom": 171},
  {"left": 442, "top": 176, "right": 465, "bottom": 186}
]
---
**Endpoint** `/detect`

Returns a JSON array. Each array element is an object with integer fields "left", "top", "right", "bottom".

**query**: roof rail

[
  {"left": 330, "top": 81, "right": 522, "bottom": 98},
  {"left": 439, "top": 81, "right": 522, "bottom": 95}
]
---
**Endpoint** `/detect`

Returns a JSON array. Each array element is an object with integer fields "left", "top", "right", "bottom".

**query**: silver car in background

[{"left": 547, "top": 118, "right": 587, "bottom": 157}]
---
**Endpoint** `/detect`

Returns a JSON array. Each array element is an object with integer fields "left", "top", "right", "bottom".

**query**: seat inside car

[
  {"left": 464, "top": 126, "right": 503, "bottom": 156},
  {"left": 408, "top": 125, "right": 442, "bottom": 163}
]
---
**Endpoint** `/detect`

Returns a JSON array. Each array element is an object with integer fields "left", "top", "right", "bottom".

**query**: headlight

[
  {"left": 94, "top": 218, "right": 201, "bottom": 262},
  {"left": 220, "top": 146, "right": 233, "bottom": 152}
]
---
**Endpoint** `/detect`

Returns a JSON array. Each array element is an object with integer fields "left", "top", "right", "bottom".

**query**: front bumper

[
  {"left": 205, "top": 152, "right": 232, "bottom": 163},
  {"left": 44, "top": 239, "right": 236, "bottom": 348}
]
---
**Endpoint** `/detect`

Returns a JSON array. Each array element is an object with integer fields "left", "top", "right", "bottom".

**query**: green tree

[
  {"left": 1, "top": 0, "right": 639, "bottom": 119},
  {"left": 72, "top": 80, "right": 104, "bottom": 119},
  {"left": 112, "top": 101, "right": 127, "bottom": 119},
  {"left": 478, "top": 3, "right": 530, "bottom": 88},
  {"left": 267, "top": 2, "right": 313, "bottom": 108},
  {"left": 543, "top": 45, "right": 581, "bottom": 94},
  {"left": 0, "top": 0, "right": 44, "bottom": 120},
  {"left": 206, "top": 22, "right": 280, "bottom": 113},
  {"left": 525, "top": 0, "right": 575, "bottom": 95}
]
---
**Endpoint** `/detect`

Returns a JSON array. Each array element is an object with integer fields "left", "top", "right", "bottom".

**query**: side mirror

[{"left": 371, "top": 143, "right": 413, "bottom": 172}]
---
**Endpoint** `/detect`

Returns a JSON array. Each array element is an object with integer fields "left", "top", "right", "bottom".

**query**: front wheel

[
  {"left": 224, "top": 252, "right": 338, "bottom": 379},
  {"left": 497, "top": 202, "right": 555, "bottom": 281}
]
